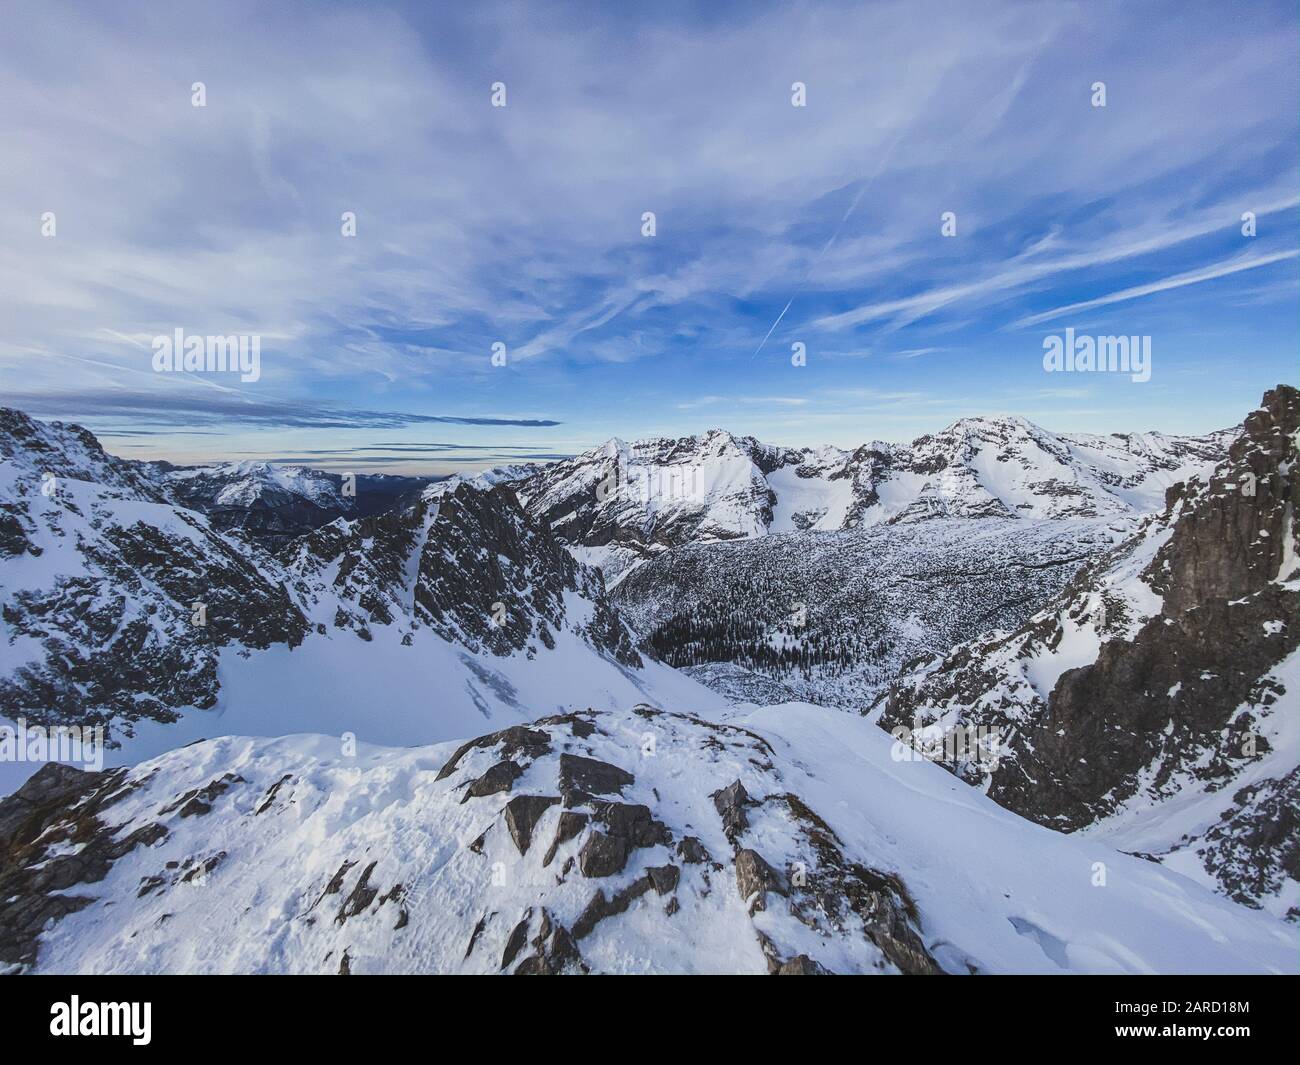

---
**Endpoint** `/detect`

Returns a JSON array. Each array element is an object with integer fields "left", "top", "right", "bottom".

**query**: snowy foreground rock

[{"left": 2, "top": 704, "right": 1292, "bottom": 975}]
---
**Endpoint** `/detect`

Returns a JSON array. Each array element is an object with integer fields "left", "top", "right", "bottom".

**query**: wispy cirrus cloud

[
  {"left": 811, "top": 195, "right": 1300, "bottom": 334},
  {"left": 1010, "top": 249, "right": 1300, "bottom": 328}
]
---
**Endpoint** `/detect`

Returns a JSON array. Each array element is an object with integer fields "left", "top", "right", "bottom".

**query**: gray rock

[
  {"left": 500, "top": 908, "right": 533, "bottom": 969},
  {"left": 734, "top": 848, "right": 787, "bottom": 912},
  {"left": 646, "top": 864, "right": 680, "bottom": 896},
  {"left": 541, "top": 811, "right": 589, "bottom": 867},
  {"left": 436, "top": 726, "right": 551, "bottom": 781},
  {"left": 503, "top": 795, "right": 560, "bottom": 855},
  {"left": 572, "top": 877, "right": 655, "bottom": 939},
  {"left": 578, "top": 830, "right": 630, "bottom": 878},
  {"left": 711, "top": 779, "right": 754, "bottom": 843},
  {"left": 559, "top": 753, "right": 634, "bottom": 806},
  {"left": 514, "top": 918, "right": 583, "bottom": 974},
  {"left": 591, "top": 801, "right": 671, "bottom": 848},
  {"left": 676, "top": 836, "right": 711, "bottom": 864},
  {"left": 0, "top": 764, "right": 165, "bottom": 970},
  {"left": 460, "top": 759, "right": 524, "bottom": 803}
]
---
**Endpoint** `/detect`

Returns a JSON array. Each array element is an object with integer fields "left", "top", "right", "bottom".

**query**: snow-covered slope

[
  {"left": 872, "top": 385, "right": 1300, "bottom": 920},
  {"left": 511, "top": 419, "right": 1232, "bottom": 581},
  {"left": 2, "top": 703, "right": 1291, "bottom": 975}
]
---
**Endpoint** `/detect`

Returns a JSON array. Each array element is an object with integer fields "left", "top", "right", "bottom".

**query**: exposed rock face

[
  {"left": 283, "top": 480, "right": 642, "bottom": 666},
  {"left": 0, "top": 408, "right": 310, "bottom": 733},
  {"left": 558, "top": 753, "right": 635, "bottom": 806},
  {"left": 436, "top": 726, "right": 552, "bottom": 781},
  {"left": 0, "top": 763, "right": 165, "bottom": 971},
  {"left": 712, "top": 782, "right": 940, "bottom": 974},
  {"left": 874, "top": 386, "right": 1299, "bottom": 919},
  {"left": 503, "top": 795, "right": 560, "bottom": 856},
  {"left": 460, "top": 760, "right": 524, "bottom": 802},
  {"left": 712, "top": 779, "right": 755, "bottom": 843},
  {"left": 734, "top": 848, "right": 787, "bottom": 911},
  {"left": 578, "top": 831, "right": 630, "bottom": 878}
]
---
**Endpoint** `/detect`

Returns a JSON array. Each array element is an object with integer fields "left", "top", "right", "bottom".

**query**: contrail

[
  {"left": 751, "top": 132, "right": 905, "bottom": 358},
  {"left": 750, "top": 298, "right": 794, "bottom": 358}
]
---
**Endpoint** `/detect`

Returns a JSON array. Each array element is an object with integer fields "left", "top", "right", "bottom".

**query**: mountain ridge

[
  {"left": 511, "top": 415, "right": 1235, "bottom": 581},
  {"left": 3, "top": 703, "right": 1292, "bottom": 975}
]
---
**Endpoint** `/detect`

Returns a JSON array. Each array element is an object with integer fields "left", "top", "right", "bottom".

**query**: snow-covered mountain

[
  {"left": 157, "top": 460, "right": 435, "bottom": 551},
  {"left": 3, "top": 702, "right": 1293, "bottom": 975},
  {"left": 0, "top": 409, "right": 312, "bottom": 733},
  {"left": 0, "top": 409, "right": 721, "bottom": 793},
  {"left": 871, "top": 385, "right": 1299, "bottom": 921},
  {"left": 575, "top": 417, "right": 1230, "bottom": 707},
  {"left": 512, "top": 420, "right": 1233, "bottom": 582}
]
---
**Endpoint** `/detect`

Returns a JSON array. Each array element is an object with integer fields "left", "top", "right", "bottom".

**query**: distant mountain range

[
  {"left": 154, "top": 461, "right": 438, "bottom": 552},
  {"left": 512, "top": 417, "right": 1235, "bottom": 582}
]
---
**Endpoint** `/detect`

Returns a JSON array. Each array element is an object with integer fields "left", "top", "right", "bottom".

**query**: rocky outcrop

[
  {"left": 443, "top": 710, "right": 940, "bottom": 974},
  {"left": 4, "top": 704, "right": 1288, "bottom": 975},
  {"left": 708, "top": 777, "right": 941, "bottom": 975},
  {"left": 0, "top": 763, "right": 164, "bottom": 971},
  {"left": 874, "top": 386, "right": 1299, "bottom": 918},
  {"left": 283, "top": 480, "right": 643, "bottom": 666}
]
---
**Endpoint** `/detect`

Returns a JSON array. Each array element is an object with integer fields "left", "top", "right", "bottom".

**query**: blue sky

[{"left": 1, "top": 0, "right": 1296, "bottom": 473}]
